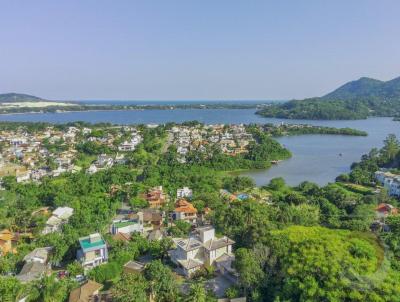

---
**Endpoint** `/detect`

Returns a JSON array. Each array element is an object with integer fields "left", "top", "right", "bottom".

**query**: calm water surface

[{"left": 0, "top": 109, "right": 398, "bottom": 186}]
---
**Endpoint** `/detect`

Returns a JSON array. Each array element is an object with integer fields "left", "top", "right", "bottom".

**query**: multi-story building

[
  {"left": 169, "top": 226, "right": 235, "bottom": 277},
  {"left": 144, "top": 186, "right": 166, "bottom": 208},
  {"left": 77, "top": 233, "right": 108, "bottom": 270},
  {"left": 173, "top": 199, "right": 198, "bottom": 224},
  {"left": 375, "top": 170, "right": 400, "bottom": 197}
]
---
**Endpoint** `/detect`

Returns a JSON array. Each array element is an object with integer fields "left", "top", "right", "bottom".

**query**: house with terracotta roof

[
  {"left": 376, "top": 203, "right": 399, "bottom": 219},
  {"left": 144, "top": 186, "right": 166, "bottom": 208},
  {"left": 169, "top": 226, "right": 235, "bottom": 277},
  {"left": 69, "top": 280, "right": 103, "bottom": 302},
  {"left": 0, "top": 229, "right": 18, "bottom": 256},
  {"left": 173, "top": 199, "right": 198, "bottom": 224}
]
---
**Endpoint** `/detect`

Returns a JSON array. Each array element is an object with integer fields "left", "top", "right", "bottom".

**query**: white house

[
  {"left": 375, "top": 170, "right": 400, "bottom": 197},
  {"left": 118, "top": 135, "right": 142, "bottom": 151},
  {"left": 118, "top": 141, "right": 136, "bottom": 152},
  {"left": 177, "top": 187, "right": 193, "bottom": 199},
  {"left": 23, "top": 247, "right": 52, "bottom": 264},
  {"left": 110, "top": 213, "right": 144, "bottom": 235},
  {"left": 42, "top": 207, "right": 74, "bottom": 234},
  {"left": 97, "top": 154, "right": 114, "bottom": 167},
  {"left": 169, "top": 226, "right": 235, "bottom": 277}
]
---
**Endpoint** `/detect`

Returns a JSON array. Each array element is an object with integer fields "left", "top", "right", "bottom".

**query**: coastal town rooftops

[{"left": 79, "top": 233, "right": 106, "bottom": 252}]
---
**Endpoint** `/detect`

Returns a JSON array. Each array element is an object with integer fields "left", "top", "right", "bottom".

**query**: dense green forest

[{"left": 257, "top": 76, "right": 400, "bottom": 120}]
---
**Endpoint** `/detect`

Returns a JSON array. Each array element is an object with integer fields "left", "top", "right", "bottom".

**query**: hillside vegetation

[
  {"left": 0, "top": 93, "right": 45, "bottom": 103},
  {"left": 257, "top": 76, "right": 400, "bottom": 120}
]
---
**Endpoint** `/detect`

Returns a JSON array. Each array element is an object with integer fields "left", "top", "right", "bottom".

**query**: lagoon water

[{"left": 0, "top": 108, "right": 399, "bottom": 186}]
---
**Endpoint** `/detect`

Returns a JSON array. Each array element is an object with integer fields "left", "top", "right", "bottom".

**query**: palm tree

[{"left": 381, "top": 134, "right": 400, "bottom": 161}]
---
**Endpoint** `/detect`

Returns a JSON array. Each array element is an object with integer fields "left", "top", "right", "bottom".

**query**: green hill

[
  {"left": 0, "top": 93, "right": 46, "bottom": 103},
  {"left": 323, "top": 76, "right": 400, "bottom": 100},
  {"left": 257, "top": 76, "right": 400, "bottom": 120}
]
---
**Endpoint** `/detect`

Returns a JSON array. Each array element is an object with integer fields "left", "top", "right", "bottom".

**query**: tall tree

[
  {"left": 112, "top": 273, "right": 148, "bottom": 302},
  {"left": 234, "top": 248, "right": 264, "bottom": 296},
  {"left": 381, "top": 134, "right": 400, "bottom": 162},
  {"left": 144, "top": 260, "right": 179, "bottom": 302}
]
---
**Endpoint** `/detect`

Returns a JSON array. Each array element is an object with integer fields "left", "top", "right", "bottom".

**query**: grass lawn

[{"left": 338, "top": 182, "right": 375, "bottom": 195}]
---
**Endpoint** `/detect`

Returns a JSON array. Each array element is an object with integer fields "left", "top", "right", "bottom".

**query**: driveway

[{"left": 205, "top": 275, "right": 234, "bottom": 298}]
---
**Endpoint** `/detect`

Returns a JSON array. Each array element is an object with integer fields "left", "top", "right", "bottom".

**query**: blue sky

[{"left": 0, "top": 1, "right": 399, "bottom": 100}]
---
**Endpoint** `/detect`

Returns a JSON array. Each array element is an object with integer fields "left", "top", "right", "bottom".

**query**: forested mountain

[
  {"left": 323, "top": 76, "right": 400, "bottom": 100},
  {"left": 257, "top": 76, "right": 400, "bottom": 120},
  {"left": 0, "top": 93, "right": 46, "bottom": 103}
]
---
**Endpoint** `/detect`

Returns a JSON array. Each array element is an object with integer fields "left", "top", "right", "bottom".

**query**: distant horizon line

[
  {"left": 1, "top": 94, "right": 288, "bottom": 103},
  {"left": 72, "top": 99, "right": 287, "bottom": 102}
]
